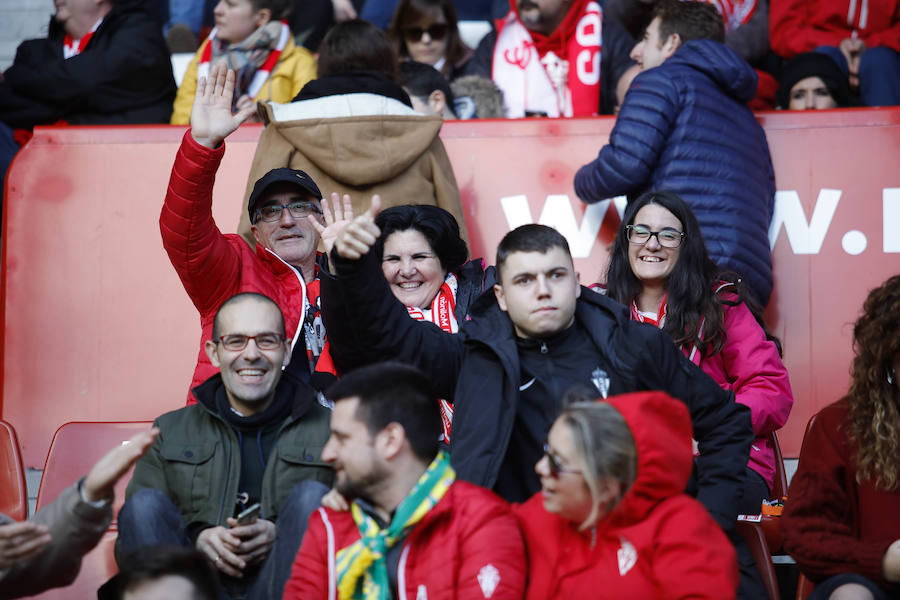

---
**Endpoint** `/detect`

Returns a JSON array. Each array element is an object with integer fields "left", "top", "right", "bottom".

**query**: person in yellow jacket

[{"left": 170, "top": 0, "right": 316, "bottom": 125}]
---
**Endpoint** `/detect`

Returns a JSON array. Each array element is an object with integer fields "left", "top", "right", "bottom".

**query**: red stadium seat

[
  {"left": 35, "top": 421, "right": 154, "bottom": 529},
  {"left": 0, "top": 420, "right": 28, "bottom": 521},
  {"left": 736, "top": 430, "right": 789, "bottom": 600}
]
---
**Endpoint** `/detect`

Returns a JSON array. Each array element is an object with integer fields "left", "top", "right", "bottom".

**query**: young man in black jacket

[
  {"left": 330, "top": 205, "right": 752, "bottom": 523},
  {"left": 331, "top": 207, "right": 761, "bottom": 597}
]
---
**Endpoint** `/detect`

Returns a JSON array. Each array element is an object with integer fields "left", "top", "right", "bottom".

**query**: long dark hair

[
  {"left": 606, "top": 191, "right": 770, "bottom": 356},
  {"left": 387, "top": 0, "right": 468, "bottom": 74}
]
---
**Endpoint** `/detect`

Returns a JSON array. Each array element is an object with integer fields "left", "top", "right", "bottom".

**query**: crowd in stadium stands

[{"left": 1, "top": 0, "right": 899, "bottom": 598}]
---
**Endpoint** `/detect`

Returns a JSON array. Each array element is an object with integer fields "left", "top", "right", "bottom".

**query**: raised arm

[
  {"left": 574, "top": 69, "right": 678, "bottom": 203},
  {"left": 319, "top": 197, "right": 465, "bottom": 398},
  {"left": 160, "top": 65, "right": 258, "bottom": 315}
]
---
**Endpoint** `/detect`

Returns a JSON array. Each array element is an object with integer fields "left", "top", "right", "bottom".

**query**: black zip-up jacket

[
  {"left": 320, "top": 248, "right": 495, "bottom": 374},
  {"left": 321, "top": 250, "right": 751, "bottom": 531},
  {"left": 0, "top": 0, "right": 175, "bottom": 129},
  {"left": 451, "top": 287, "right": 753, "bottom": 531}
]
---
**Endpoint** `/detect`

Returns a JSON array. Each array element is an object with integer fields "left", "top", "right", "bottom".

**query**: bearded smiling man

[{"left": 284, "top": 362, "right": 526, "bottom": 600}]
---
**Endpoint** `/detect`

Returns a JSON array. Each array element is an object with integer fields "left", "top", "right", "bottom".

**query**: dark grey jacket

[{"left": 122, "top": 374, "right": 333, "bottom": 537}]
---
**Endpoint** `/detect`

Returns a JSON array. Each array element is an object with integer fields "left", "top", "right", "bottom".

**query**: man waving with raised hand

[{"left": 162, "top": 64, "right": 350, "bottom": 404}]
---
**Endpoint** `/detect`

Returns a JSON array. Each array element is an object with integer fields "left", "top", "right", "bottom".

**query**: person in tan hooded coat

[{"left": 236, "top": 19, "right": 466, "bottom": 246}]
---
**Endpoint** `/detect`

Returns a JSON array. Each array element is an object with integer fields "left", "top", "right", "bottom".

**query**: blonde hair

[
  {"left": 847, "top": 275, "right": 900, "bottom": 491},
  {"left": 560, "top": 402, "right": 637, "bottom": 529}
]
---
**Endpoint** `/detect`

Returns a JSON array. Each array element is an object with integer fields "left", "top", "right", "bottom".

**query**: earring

[{"left": 889, "top": 367, "right": 896, "bottom": 385}]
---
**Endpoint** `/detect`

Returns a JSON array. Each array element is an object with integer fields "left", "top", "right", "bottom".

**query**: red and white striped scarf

[
  {"left": 407, "top": 273, "right": 459, "bottom": 443},
  {"left": 703, "top": 0, "right": 757, "bottom": 32},
  {"left": 63, "top": 18, "right": 102, "bottom": 59},
  {"left": 492, "top": 0, "right": 602, "bottom": 117},
  {"left": 631, "top": 293, "right": 705, "bottom": 365},
  {"left": 197, "top": 20, "right": 289, "bottom": 104}
]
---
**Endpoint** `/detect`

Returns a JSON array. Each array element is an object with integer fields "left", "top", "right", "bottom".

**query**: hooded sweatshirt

[
  {"left": 574, "top": 39, "right": 776, "bottom": 305},
  {"left": 235, "top": 78, "right": 466, "bottom": 247},
  {"left": 515, "top": 391, "right": 739, "bottom": 599}
]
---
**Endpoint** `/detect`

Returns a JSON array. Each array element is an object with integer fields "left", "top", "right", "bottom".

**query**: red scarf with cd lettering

[{"left": 407, "top": 274, "right": 458, "bottom": 443}]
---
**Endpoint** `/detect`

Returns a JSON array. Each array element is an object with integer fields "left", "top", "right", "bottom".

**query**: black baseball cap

[{"left": 248, "top": 168, "right": 323, "bottom": 221}]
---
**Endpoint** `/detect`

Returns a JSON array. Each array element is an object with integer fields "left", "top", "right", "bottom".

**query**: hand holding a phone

[{"left": 226, "top": 517, "right": 276, "bottom": 567}]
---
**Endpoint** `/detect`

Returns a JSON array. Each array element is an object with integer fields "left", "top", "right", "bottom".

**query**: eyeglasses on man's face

[
  {"left": 255, "top": 201, "right": 322, "bottom": 223},
  {"left": 404, "top": 24, "right": 449, "bottom": 42},
  {"left": 625, "top": 224, "right": 685, "bottom": 248},
  {"left": 214, "top": 333, "right": 285, "bottom": 351},
  {"left": 543, "top": 443, "right": 582, "bottom": 478}
]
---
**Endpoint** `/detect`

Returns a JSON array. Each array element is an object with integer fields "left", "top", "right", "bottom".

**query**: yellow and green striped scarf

[{"left": 335, "top": 451, "right": 455, "bottom": 600}]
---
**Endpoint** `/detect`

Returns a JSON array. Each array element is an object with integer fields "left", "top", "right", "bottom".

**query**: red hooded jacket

[{"left": 515, "top": 391, "right": 739, "bottom": 599}]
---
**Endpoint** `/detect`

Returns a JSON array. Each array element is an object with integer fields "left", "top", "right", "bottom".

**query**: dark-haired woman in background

[
  {"left": 782, "top": 276, "right": 900, "bottom": 600},
  {"left": 604, "top": 191, "right": 793, "bottom": 513},
  {"left": 388, "top": 0, "right": 474, "bottom": 82}
]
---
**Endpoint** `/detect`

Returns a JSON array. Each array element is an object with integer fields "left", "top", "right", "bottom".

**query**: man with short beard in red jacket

[{"left": 284, "top": 362, "right": 526, "bottom": 600}]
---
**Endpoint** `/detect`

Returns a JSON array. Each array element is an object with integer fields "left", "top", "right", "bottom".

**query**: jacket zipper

[{"left": 264, "top": 247, "right": 307, "bottom": 358}]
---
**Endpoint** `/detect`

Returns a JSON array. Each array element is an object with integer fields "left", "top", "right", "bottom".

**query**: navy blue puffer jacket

[{"left": 574, "top": 40, "right": 775, "bottom": 304}]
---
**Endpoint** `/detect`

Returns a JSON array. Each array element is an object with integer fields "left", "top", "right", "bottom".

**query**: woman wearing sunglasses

[
  {"left": 603, "top": 191, "right": 793, "bottom": 516},
  {"left": 387, "top": 0, "right": 474, "bottom": 82},
  {"left": 516, "top": 391, "right": 738, "bottom": 598}
]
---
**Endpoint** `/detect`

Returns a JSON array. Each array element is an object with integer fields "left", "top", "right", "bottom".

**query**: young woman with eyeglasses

[
  {"left": 515, "top": 392, "right": 738, "bottom": 599},
  {"left": 387, "top": 0, "right": 474, "bottom": 82},
  {"left": 604, "top": 190, "right": 793, "bottom": 515}
]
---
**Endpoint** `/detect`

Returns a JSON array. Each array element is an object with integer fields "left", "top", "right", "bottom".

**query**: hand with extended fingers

[
  {"left": 307, "top": 192, "right": 357, "bottom": 255},
  {"left": 332, "top": 195, "right": 383, "bottom": 260},
  {"left": 0, "top": 521, "right": 51, "bottom": 571},
  {"left": 191, "top": 63, "right": 258, "bottom": 150}
]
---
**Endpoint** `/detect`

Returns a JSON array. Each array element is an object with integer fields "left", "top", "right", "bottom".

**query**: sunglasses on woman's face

[
  {"left": 403, "top": 24, "right": 449, "bottom": 42},
  {"left": 543, "top": 443, "right": 582, "bottom": 478}
]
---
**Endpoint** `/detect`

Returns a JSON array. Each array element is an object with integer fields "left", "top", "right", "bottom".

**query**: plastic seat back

[
  {"left": 0, "top": 420, "right": 28, "bottom": 521},
  {"left": 26, "top": 531, "right": 118, "bottom": 600},
  {"left": 35, "top": 421, "right": 154, "bottom": 529}
]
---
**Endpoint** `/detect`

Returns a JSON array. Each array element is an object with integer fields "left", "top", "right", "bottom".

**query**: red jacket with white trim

[
  {"left": 284, "top": 480, "right": 526, "bottom": 600},
  {"left": 515, "top": 392, "right": 739, "bottom": 600},
  {"left": 160, "top": 130, "right": 308, "bottom": 404},
  {"left": 770, "top": 0, "right": 900, "bottom": 57}
]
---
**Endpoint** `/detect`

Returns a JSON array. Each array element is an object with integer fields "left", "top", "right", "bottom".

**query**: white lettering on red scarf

[
  {"left": 701, "top": 0, "right": 757, "bottom": 32},
  {"left": 63, "top": 17, "right": 103, "bottom": 59},
  {"left": 197, "top": 21, "right": 290, "bottom": 100},
  {"left": 407, "top": 273, "right": 458, "bottom": 442},
  {"left": 492, "top": 2, "right": 602, "bottom": 118}
]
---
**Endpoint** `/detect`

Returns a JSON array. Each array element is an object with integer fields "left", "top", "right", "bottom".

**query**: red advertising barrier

[{"left": 2, "top": 109, "right": 898, "bottom": 468}]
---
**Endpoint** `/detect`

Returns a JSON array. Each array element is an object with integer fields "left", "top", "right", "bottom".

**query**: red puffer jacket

[
  {"left": 160, "top": 130, "right": 307, "bottom": 404},
  {"left": 284, "top": 480, "right": 527, "bottom": 600},
  {"left": 515, "top": 392, "right": 739, "bottom": 600}
]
